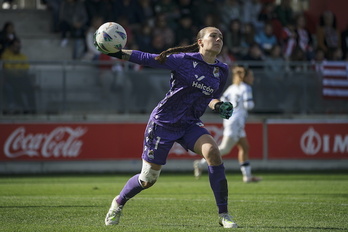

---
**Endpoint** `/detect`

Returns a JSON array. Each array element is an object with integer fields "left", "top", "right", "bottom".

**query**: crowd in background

[
  {"left": 1, "top": 0, "right": 347, "bottom": 114},
  {"left": 0, "top": 0, "right": 347, "bottom": 64}
]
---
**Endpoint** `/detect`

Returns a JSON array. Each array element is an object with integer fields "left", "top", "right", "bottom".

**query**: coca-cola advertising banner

[
  {"left": 0, "top": 122, "right": 263, "bottom": 161},
  {"left": 268, "top": 121, "right": 348, "bottom": 159}
]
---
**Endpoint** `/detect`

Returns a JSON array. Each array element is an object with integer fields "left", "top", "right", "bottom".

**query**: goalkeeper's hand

[
  {"left": 214, "top": 101, "right": 233, "bottom": 119},
  {"left": 93, "top": 31, "right": 109, "bottom": 54},
  {"left": 93, "top": 31, "right": 123, "bottom": 59}
]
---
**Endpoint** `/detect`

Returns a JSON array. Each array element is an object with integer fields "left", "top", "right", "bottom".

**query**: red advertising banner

[
  {"left": 0, "top": 122, "right": 263, "bottom": 161},
  {"left": 268, "top": 121, "right": 348, "bottom": 159}
]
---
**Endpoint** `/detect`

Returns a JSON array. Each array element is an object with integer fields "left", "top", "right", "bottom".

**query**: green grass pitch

[{"left": 0, "top": 171, "right": 347, "bottom": 231}]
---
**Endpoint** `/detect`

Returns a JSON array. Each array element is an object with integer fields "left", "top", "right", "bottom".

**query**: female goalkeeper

[{"left": 95, "top": 26, "right": 237, "bottom": 228}]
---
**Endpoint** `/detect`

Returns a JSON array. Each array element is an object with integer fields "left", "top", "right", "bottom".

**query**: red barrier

[
  {"left": 0, "top": 122, "right": 263, "bottom": 161},
  {"left": 268, "top": 121, "right": 348, "bottom": 159}
]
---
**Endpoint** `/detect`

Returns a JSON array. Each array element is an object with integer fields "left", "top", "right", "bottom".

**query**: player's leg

[
  {"left": 193, "top": 134, "right": 225, "bottom": 178},
  {"left": 193, "top": 129, "right": 237, "bottom": 178},
  {"left": 105, "top": 160, "right": 162, "bottom": 225},
  {"left": 237, "top": 137, "right": 261, "bottom": 183},
  {"left": 219, "top": 135, "right": 238, "bottom": 156},
  {"left": 105, "top": 120, "right": 173, "bottom": 226},
  {"left": 193, "top": 133, "right": 238, "bottom": 228}
]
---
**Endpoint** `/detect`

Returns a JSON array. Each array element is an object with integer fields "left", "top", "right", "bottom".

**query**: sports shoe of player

[
  {"left": 219, "top": 213, "right": 238, "bottom": 228},
  {"left": 243, "top": 176, "right": 262, "bottom": 183},
  {"left": 105, "top": 195, "right": 123, "bottom": 225},
  {"left": 193, "top": 160, "right": 203, "bottom": 179}
]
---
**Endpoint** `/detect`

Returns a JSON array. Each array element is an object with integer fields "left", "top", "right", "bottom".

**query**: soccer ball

[{"left": 95, "top": 22, "right": 127, "bottom": 53}]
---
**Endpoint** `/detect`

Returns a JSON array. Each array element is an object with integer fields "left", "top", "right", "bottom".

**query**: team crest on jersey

[
  {"left": 193, "top": 61, "right": 198, "bottom": 68},
  {"left": 196, "top": 122, "right": 204, "bottom": 127},
  {"left": 213, "top": 67, "right": 220, "bottom": 77}
]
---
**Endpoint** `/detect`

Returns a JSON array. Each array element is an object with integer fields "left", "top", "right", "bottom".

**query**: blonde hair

[{"left": 155, "top": 27, "right": 218, "bottom": 63}]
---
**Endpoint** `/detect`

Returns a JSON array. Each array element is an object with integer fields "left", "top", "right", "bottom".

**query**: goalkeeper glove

[{"left": 214, "top": 101, "right": 233, "bottom": 119}]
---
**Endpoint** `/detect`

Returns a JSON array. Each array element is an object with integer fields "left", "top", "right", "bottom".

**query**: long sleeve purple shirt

[{"left": 129, "top": 50, "right": 229, "bottom": 130}]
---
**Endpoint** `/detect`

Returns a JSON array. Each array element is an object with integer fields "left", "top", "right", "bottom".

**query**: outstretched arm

[
  {"left": 93, "top": 31, "right": 132, "bottom": 60},
  {"left": 107, "top": 50, "right": 132, "bottom": 61}
]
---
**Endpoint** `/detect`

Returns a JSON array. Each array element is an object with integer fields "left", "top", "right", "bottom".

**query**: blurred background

[{"left": 0, "top": 0, "right": 347, "bottom": 174}]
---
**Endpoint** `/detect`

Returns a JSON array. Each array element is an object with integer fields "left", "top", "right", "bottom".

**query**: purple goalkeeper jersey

[{"left": 129, "top": 50, "right": 229, "bottom": 130}]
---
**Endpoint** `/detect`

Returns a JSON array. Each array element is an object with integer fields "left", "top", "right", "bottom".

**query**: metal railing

[{"left": 1, "top": 60, "right": 347, "bottom": 116}]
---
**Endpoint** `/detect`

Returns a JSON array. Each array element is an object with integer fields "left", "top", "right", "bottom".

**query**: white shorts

[{"left": 223, "top": 116, "right": 246, "bottom": 140}]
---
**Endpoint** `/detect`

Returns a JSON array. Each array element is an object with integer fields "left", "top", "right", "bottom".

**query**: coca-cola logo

[{"left": 4, "top": 127, "right": 87, "bottom": 158}]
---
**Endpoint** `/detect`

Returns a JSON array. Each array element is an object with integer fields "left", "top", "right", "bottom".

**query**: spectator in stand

[
  {"left": 242, "top": 42, "right": 264, "bottom": 69},
  {"left": 1, "top": 38, "right": 36, "bottom": 114},
  {"left": 59, "top": 0, "right": 89, "bottom": 59},
  {"left": 112, "top": 0, "right": 140, "bottom": 28},
  {"left": 203, "top": 13, "right": 220, "bottom": 28},
  {"left": 316, "top": 10, "right": 341, "bottom": 59},
  {"left": 311, "top": 48, "right": 326, "bottom": 71},
  {"left": 177, "top": 0, "right": 197, "bottom": 27},
  {"left": 225, "top": 19, "right": 244, "bottom": 59},
  {"left": 153, "top": 0, "right": 180, "bottom": 30},
  {"left": 134, "top": 0, "right": 156, "bottom": 28},
  {"left": 175, "top": 13, "right": 196, "bottom": 46},
  {"left": 329, "top": 48, "right": 343, "bottom": 61},
  {"left": 148, "top": 33, "right": 167, "bottom": 54},
  {"left": 341, "top": 22, "right": 348, "bottom": 60},
  {"left": 295, "top": 14, "right": 313, "bottom": 60},
  {"left": 273, "top": 0, "right": 294, "bottom": 27},
  {"left": 218, "top": 0, "right": 241, "bottom": 32},
  {"left": 290, "top": 46, "right": 306, "bottom": 71},
  {"left": 280, "top": 21, "right": 297, "bottom": 61},
  {"left": 265, "top": 44, "right": 286, "bottom": 72},
  {"left": 152, "top": 13, "right": 175, "bottom": 50},
  {"left": 242, "top": 0, "right": 263, "bottom": 32},
  {"left": 240, "top": 22, "right": 256, "bottom": 56},
  {"left": 193, "top": 0, "right": 219, "bottom": 28},
  {"left": 44, "top": 0, "right": 63, "bottom": 33},
  {"left": 258, "top": 2, "right": 277, "bottom": 26},
  {"left": 84, "top": 0, "right": 113, "bottom": 24},
  {"left": 135, "top": 23, "right": 153, "bottom": 52},
  {"left": 0, "top": 21, "right": 18, "bottom": 56},
  {"left": 254, "top": 22, "right": 278, "bottom": 56},
  {"left": 82, "top": 16, "right": 103, "bottom": 61},
  {"left": 258, "top": 2, "right": 282, "bottom": 40}
]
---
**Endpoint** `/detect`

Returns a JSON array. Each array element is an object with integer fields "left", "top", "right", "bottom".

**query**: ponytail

[{"left": 155, "top": 43, "right": 199, "bottom": 64}]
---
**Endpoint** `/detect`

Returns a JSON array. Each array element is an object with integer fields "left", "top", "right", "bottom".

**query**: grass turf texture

[{"left": 0, "top": 172, "right": 347, "bottom": 232}]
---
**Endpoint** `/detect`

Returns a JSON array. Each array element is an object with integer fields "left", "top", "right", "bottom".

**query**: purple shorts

[{"left": 142, "top": 120, "right": 210, "bottom": 165}]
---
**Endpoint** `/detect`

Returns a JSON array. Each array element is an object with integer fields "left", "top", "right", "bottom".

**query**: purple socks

[
  {"left": 116, "top": 174, "right": 144, "bottom": 205},
  {"left": 115, "top": 165, "right": 229, "bottom": 214},
  {"left": 208, "top": 163, "right": 228, "bottom": 214}
]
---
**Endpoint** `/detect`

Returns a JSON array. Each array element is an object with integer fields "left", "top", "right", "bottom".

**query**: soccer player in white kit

[{"left": 194, "top": 66, "right": 262, "bottom": 183}]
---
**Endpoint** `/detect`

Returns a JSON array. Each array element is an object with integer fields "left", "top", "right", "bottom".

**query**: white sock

[
  {"left": 240, "top": 162, "right": 251, "bottom": 178},
  {"left": 110, "top": 196, "right": 119, "bottom": 210}
]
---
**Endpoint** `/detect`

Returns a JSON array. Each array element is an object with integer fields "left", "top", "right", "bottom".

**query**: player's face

[{"left": 199, "top": 28, "right": 223, "bottom": 55}]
